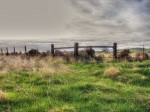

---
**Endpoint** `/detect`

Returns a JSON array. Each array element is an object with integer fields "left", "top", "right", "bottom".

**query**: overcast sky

[{"left": 0, "top": 0, "right": 149, "bottom": 41}]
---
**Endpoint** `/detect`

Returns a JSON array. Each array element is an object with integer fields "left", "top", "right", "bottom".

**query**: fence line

[
  {"left": 2, "top": 43, "right": 148, "bottom": 61},
  {"left": 0, "top": 42, "right": 118, "bottom": 60},
  {"left": 52, "top": 42, "right": 117, "bottom": 60}
]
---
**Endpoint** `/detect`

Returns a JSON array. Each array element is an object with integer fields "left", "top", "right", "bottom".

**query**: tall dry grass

[{"left": 0, "top": 56, "right": 72, "bottom": 74}]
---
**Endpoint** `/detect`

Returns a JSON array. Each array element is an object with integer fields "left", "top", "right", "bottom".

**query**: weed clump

[
  {"left": 0, "top": 90, "right": 7, "bottom": 101},
  {"left": 104, "top": 67, "right": 120, "bottom": 77}
]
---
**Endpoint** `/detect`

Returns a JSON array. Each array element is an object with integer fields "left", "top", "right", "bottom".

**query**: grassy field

[{"left": 0, "top": 56, "right": 150, "bottom": 112}]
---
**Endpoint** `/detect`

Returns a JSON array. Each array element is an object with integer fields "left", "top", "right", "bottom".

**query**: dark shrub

[
  {"left": 85, "top": 48, "right": 95, "bottom": 57},
  {"left": 118, "top": 49, "right": 132, "bottom": 61},
  {"left": 27, "top": 49, "right": 39, "bottom": 56},
  {"left": 118, "top": 49, "right": 130, "bottom": 59},
  {"left": 133, "top": 53, "right": 149, "bottom": 61},
  {"left": 55, "top": 50, "right": 64, "bottom": 56},
  {"left": 94, "top": 55, "right": 103, "bottom": 62}
]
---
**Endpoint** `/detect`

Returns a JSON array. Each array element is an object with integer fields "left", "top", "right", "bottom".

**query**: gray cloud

[
  {"left": 67, "top": 0, "right": 150, "bottom": 43},
  {"left": 0, "top": 0, "right": 149, "bottom": 46}
]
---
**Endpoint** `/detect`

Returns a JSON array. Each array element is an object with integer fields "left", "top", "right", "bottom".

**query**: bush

[
  {"left": 85, "top": 48, "right": 95, "bottom": 57},
  {"left": 133, "top": 53, "right": 149, "bottom": 61},
  {"left": 27, "top": 49, "right": 39, "bottom": 56},
  {"left": 118, "top": 49, "right": 130, "bottom": 59},
  {"left": 118, "top": 49, "right": 132, "bottom": 61},
  {"left": 94, "top": 54, "right": 103, "bottom": 62}
]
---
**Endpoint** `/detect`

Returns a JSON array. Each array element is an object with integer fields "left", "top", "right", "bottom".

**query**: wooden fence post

[
  {"left": 113, "top": 43, "right": 117, "bottom": 60},
  {"left": 6, "top": 48, "right": 9, "bottom": 55},
  {"left": 89, "top": 46, "right": 94, "bottom": 57},
  {"left": 1, "top": 48, "right": 3, "bottom": 55},
  {"left": 14, "top": 47, "right": 16, "bottom": 54},
  {"left": 51, "top": 44, "right": 54, "bottom": 56},
  {"left": 74, "top": 43, "right": 79, "bottom": 57},
  {"left": 25, "top": 46, "right": 27, "bottom": 54},
  {"left": 143, "top": 45, "right": 145, "bottom": 60}
]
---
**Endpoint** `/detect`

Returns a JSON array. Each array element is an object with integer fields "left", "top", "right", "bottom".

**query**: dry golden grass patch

[
  {"left": 0, "top": 90, "right": 7, "bottom": 101},
  {"left": 0, "top": 56, "right": 73, "bottom": 75},
  {"left": 95, "top": 52, "right": 113, "bottom": 62},
  {"left": 105, "top": 66, "right": 120, "bottom": 77},
  {"left": 0, "top": 68, "right": 9, "bottom": 74},
  {"left": 0, "top": 56, "right": 36, "bottom": 71},
  {"left": 39, "top": 63, "right": 72, "bottom": 75}
]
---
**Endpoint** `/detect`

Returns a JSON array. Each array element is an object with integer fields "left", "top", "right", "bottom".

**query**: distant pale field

[{"left": 0, "top": 56, "right": 150, "bottom": 112}]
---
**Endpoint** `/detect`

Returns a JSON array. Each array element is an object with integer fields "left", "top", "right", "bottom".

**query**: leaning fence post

[
  {"left": 74, "top": 43, "right": 79, "bottom": 57},
  {"left": 51, "top": 44, "right": 54, "bottom": 56},
  {"left": 113, "top": 43, "right": 117, "bottom": 60}
]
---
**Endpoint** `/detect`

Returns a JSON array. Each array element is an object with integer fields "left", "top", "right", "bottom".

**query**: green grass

[{"left": 0, "top": 60, "right": 150, "bottom": 112}]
